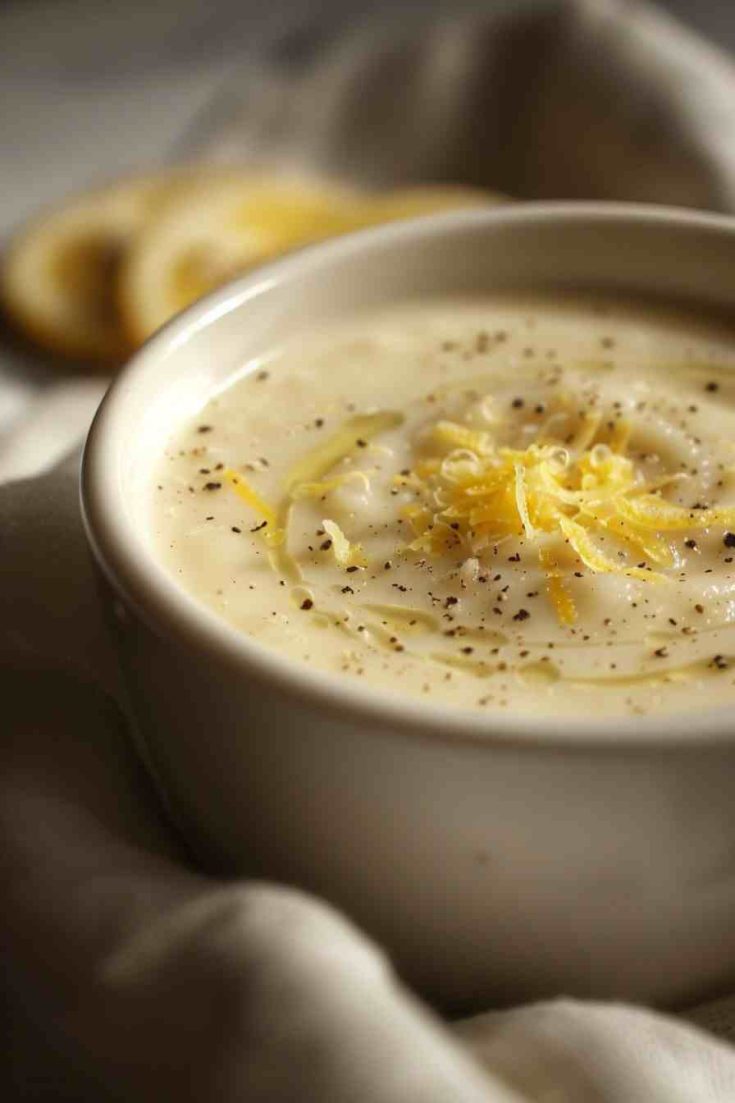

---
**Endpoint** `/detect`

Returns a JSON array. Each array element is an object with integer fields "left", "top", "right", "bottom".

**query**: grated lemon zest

[
  {"left": 398, "top": 399, "right": 715, "bottom": 624},
  {"left": 558, "top": 516, "right": 664, "bottom": 582},
  {"left": 607, "top": 418, "right": 632, "bottom": 453},
  {"left": 432, "top": 421, "right": 494, "bottom": 455},
  {"left": 392, "top": 471, "right": 425, "bottom": 491},
  {"left": 570, "top": 409, "right": 602, "bottom": 452},
  {"left": 407, "top": 520, "right": 459, "bottom": 555},
  {"left": 581, "top": 507, "right": 675, "bottom": 567},
  {"left": 284, "top": 411, "right": 403, "bottom": 492},
  {"left": 514, "top": 463, "right": 535, "bottom": 538},
  {"left": 291, "top": 470, "right": 370, "bottom": 499},
  {"left": 414, "top": 458, "right": 442, "bottom": 479},
  {"left": 322, "top": 518, "right": 368, "bottom": 568},
  {"left": 539, "top": 548, "right": 576, "bottom": 626},
  {"left": 402, "top": 503, "right": 433, "bottom": 534},
  {"left": 616, "top": 495, "right": 735, "bottom": 532},
  {"left": 223, "top": 468, "right": 284, "bottom": 546},
  {"left": 223, "top": 468, "right": 275, "bottom": 523}
]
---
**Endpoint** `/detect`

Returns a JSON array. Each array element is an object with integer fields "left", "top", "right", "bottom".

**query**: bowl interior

[{"left": 83, "top": 203, "right": 735, "bottom": 745}]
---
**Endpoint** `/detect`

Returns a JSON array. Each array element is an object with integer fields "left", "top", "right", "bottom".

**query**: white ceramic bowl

[{"left": 83, "top": 203, "right": 735, "bottom": 1011}]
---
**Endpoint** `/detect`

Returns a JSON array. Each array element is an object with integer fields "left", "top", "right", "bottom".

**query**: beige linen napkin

[
  {"left": 3, "top": 453, "right": 735, "bottom": 1102},
  {"left": 5, "top": 1, "right": 735, "bottom": 1098}
]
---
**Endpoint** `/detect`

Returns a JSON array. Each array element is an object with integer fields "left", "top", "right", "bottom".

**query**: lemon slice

[
  {"left": 120, "top": 177, "right": 508, "bottom": 344},
  {"left": 0, "top": 174, "right": 181, "bottom": 362},
  {"left": 119, "top": 176, "right": 371, "bottom": 344}
]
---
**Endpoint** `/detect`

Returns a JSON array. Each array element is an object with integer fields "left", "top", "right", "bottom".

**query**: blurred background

[
  {"left": 2, "top": 0, "right": 733, "bottom": 234},
  {"left": 2, "top": 0, "right": 735, "bottom": 478}
]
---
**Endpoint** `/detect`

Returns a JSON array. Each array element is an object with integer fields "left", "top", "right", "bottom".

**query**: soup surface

[{"left": 154, "top": 294, "right": 735, "bottom": 718}]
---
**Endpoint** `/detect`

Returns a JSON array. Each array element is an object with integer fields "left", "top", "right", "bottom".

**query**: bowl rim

[{"left": 82, "top": 200, "right": 735, "bottom": 751}]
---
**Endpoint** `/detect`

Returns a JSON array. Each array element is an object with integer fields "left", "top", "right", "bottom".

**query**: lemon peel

[
  {"left": 432, "top": 421, "right": 494, "bottom": 455},
  {"left": 322, "top": 519, "right": 368, "bottom": 568},
  {"left": 223, "top": 469, "right": 283, "bottom": 543},
  {"left": 570, "top": 408, "right": 602, "bottom": 452},
  {"left": 615, "top": 495, "right": 735, "bottom": 532},
  {"left": 558, "top": 516, "right": 664, "bottom": 582},
  {"left": 290, "top": 470, "right": 371, "bottom": 499},
  {"left": 538, "top": 548, "right": 576, "bottom": 626},
  {"left": 607, "top": 418, "right": 632, "bottom": 454},
  {"left": 226, "top": 410, "right": 399, "bottom": 566},
  {"left": 284, "top": 411, "right": 403, "bottom": 492},
  {"left": 514, "top": 463, "right": 535, "bottom": 538},
  {"left": 398, "top": 399, "right": 721, "bottom": 624}
]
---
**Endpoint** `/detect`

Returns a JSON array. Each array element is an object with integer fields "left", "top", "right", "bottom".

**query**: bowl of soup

[{"left": 82, "top": 203, "right": 735, "bottom": 1010}]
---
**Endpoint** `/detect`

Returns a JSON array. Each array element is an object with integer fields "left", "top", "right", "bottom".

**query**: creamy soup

[{"left": 153, "top": 295, "right": 735, "bottom": 718}]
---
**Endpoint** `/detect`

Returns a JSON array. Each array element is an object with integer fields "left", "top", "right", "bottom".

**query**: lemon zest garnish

[
  {"left": 284, "top": 411, "right": 403, "bottom": 492},
  {"left": 397, "top": 397, "right": 715, "bottom": 624},
  {"left": 223, "top": 468, "right": 275, "bottom": 524},
  {"left": 607, "top": 418, "right": 632, "bottom": 454},
  {"left": 322, "top": 518, "right": 368, "bottom": 568},
  {"left": 223, "top": 468, "right": 285, "bottom": 546},
  {"left": 268, "top": 501, "right": 300, "bottom": 578},
  {"left": 558, "top": 515, "right": 664, "bottom": 582},
  {"left": 401, "top": 503, "right": 433, "bottom": 534},
  {"left": 407, "top": 519, "right": 462, "bottom": 555},
  {"left": 226, "top": 410, "right": 401, "bottom": 564},
  {"left": 628, "top": 472, "right": 687, "bottom": 496},
  {"left": 392, "top": 471, "right": 425, "bottom": 491},
  {"left": 514, "top": 463, "right": 535, "bottom": 538},
  {"left": 570, "top": 409, "right": 602, "bottom": 452},
  {"left": 291, "top": 470, "right": 370, "bottom": 499},
  {"left": 538, "top": 548, "right": 576, "bottom": 626},
  {"left": 228, "top": 396, "right": 725, "bottom": 631},
  {"left": 414, "top": 458, "right": 441, "bottom": 479},
  {"left": 615, "top": 495, "right": 735, "bottom": 532},
  {"left": 581, "top": 507, "right": 675, "bottom": 567},
  {"left": 432, "top": 421, "right": 494, "bottom": 455}
]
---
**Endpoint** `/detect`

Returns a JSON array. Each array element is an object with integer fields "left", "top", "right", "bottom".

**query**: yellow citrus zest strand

[
  {"left": 398, "top": 401, "right": 726, "bottom": 624},
  {"left": 322, "top": 518, "right": 368, "bottom": 568},
  {"left": 223, "top": 469, "right": 284, "bottom": 546}
]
